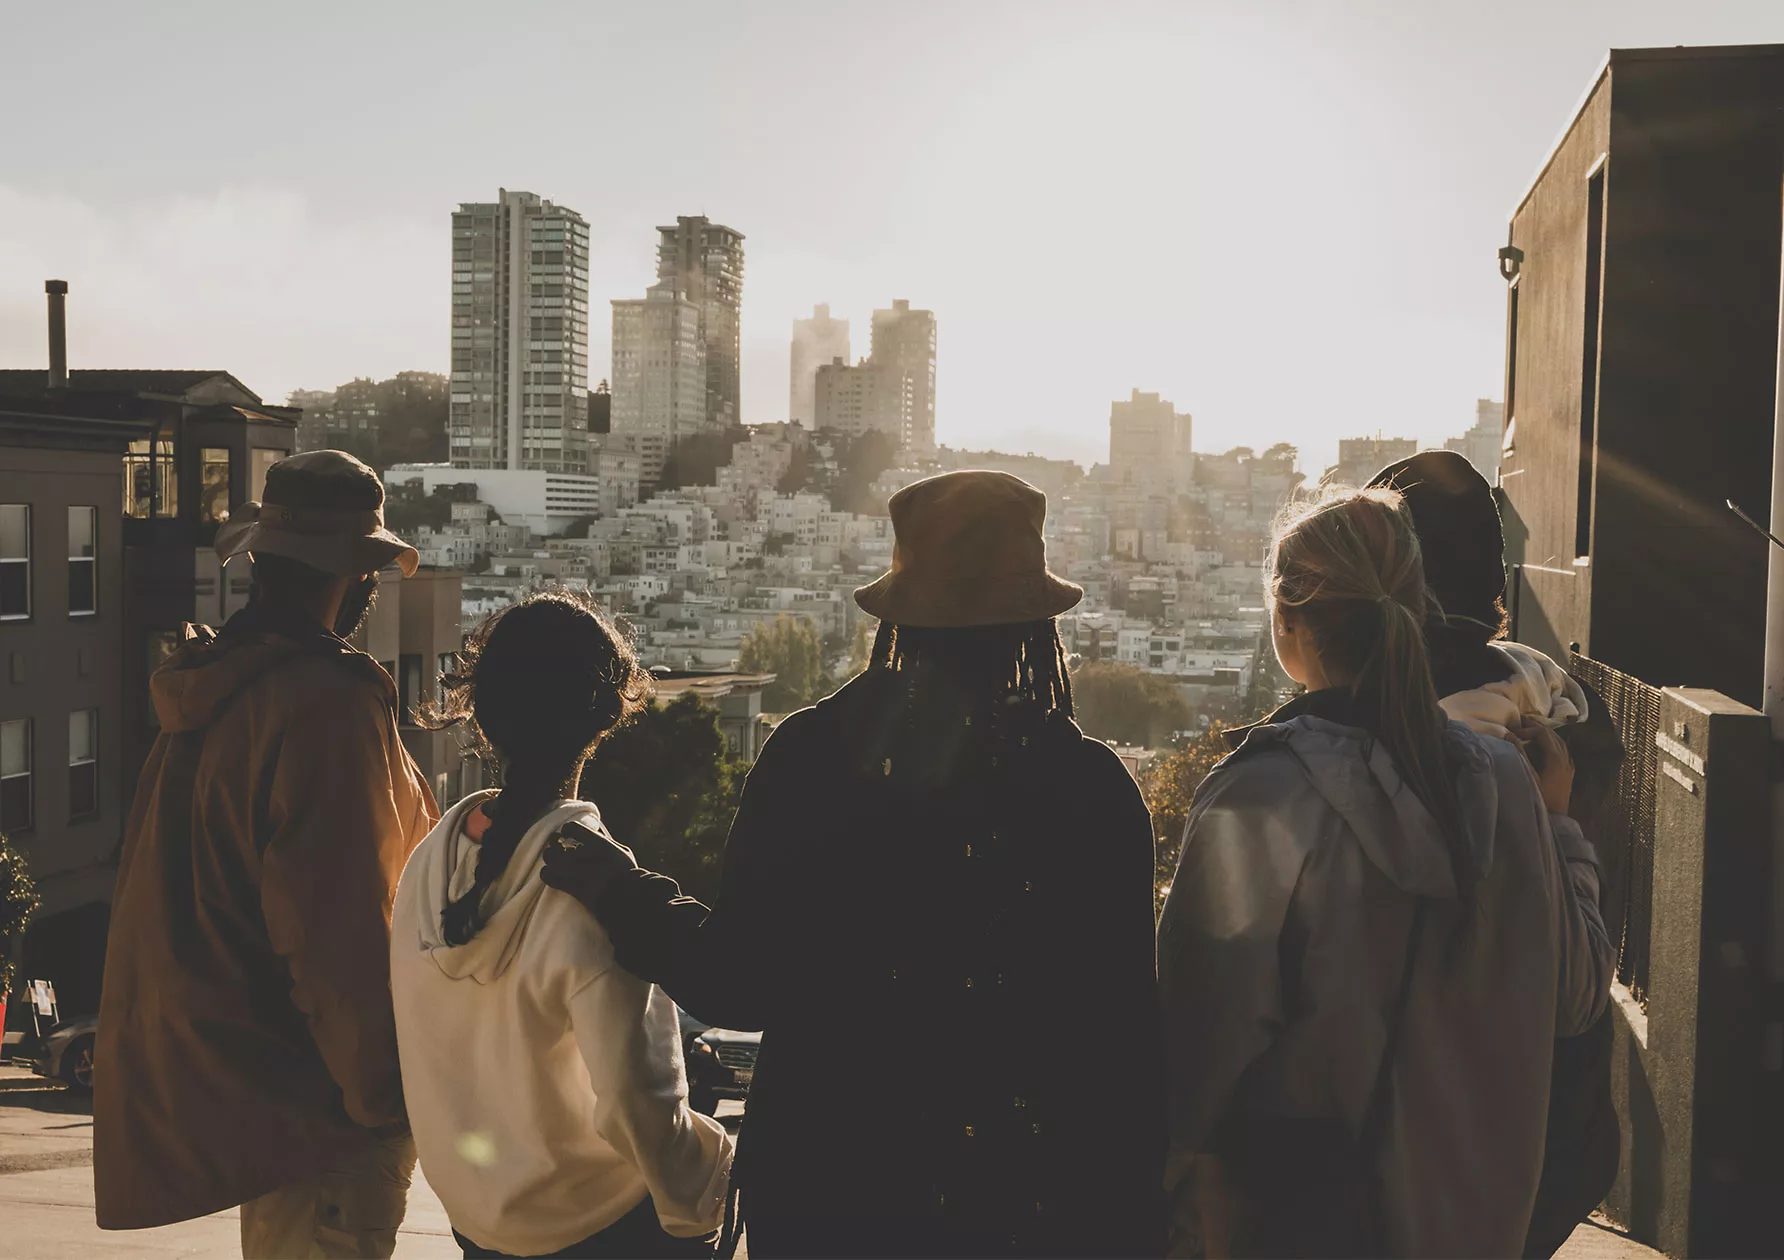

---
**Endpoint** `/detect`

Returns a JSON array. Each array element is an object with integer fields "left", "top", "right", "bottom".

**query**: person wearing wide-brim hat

[
  {"left": 96, "top": 449, "right": 438, "bottom": 1258},
  {"left": 540, "top": 469, "right": 1166, "bottom": 1258}
]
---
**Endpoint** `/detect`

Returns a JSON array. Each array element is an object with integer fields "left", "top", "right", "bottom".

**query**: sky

[{"left": 2, "top": 0, "right": 1780, "bottom": 475}]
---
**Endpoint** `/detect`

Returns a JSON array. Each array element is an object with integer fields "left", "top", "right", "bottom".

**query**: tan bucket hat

[
  {"left": 215, "top": 450, "right": 419, "bottom": 578},
  {"left": 854, "top": 470, "right": 1082, "bottom": 628}
]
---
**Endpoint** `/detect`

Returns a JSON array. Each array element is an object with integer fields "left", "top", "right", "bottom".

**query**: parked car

[
  {"left": 30, "top": 1014, "right": 96, "bottom": 1092},
  {"left": 677, "top": 1007, "right": 760, "bottom": 1116}
]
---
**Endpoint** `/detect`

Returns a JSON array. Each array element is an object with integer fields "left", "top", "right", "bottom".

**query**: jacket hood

[
  {"left": 1232, "top": 715, "right": 1498, "bottom": 899},
  {"left": 402, "top": 793, "right": 604, "bottom": 985},
  {"left": 149, "top": 625, "right": 378, "bottom": 733},
  {"left": 1439, "top": 641, "right": 1589, "bottom": 741}
]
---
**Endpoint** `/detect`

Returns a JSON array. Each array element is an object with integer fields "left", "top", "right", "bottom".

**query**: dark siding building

[
  {"left": 0, "top": 398, "right": 151, "bottom": 1018},
  {"left": 1499, "top": 45, "right": 1784, "bottom": 704}
]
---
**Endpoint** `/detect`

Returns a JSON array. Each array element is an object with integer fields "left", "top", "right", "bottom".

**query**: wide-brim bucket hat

[
  {"left": 215, "top": 449, "right": 419, "bottom": 578},
  {"left": 854, "top": 470, "right": 1082, "bottom": 628}
]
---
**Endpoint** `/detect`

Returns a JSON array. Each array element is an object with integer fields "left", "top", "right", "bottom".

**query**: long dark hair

[
  {"left": 867, "top": 620, "right": 1074, "bottom": 717},
  {"left": 1270, "top": 487, "right": 1473, "bottom": 895},
  {"left": 419, "top": 587, "right": 652, "bottom": 944}
]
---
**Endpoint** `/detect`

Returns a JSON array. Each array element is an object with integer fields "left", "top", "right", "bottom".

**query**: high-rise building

[
  {"left": 1326, "top": 434, "right": 1418, "bottom": 487},
  {"left": 449, "top": 190, "right": 590, "bottom": 473},
  {"left": 869, "top": 299, "right": 936, "bottom": 452},
  {"left": 1109, "top": 389, "right": 1193, "bottom": 488},
  {"left": 655, "top": 216, "right": 744, "bottom": 427},
  {"left": 789, "top": 304, "right": 850, "bottom": 424},
  {"left": 813, "top": 358, "right": 909, "bottom": 440},
  {"left": 1445, "top": 398, "right": 1504, "bottom": 484},
  {"left": 610, "top": 281, "right": 707, "bottom": 484}
]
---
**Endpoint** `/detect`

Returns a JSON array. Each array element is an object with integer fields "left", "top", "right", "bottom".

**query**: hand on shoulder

[{"left": 540, "top": 819, "right": 639, "bottom": 912}]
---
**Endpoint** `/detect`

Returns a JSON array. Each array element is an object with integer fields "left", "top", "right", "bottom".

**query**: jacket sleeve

[
  {"left": 1157, "top": 757, "right": 1315, "bottom": 1255},
  {"left": 591, "top": 714, "right": 811, "bottom": 1030},
  {"left": 1078, "top": 746, "right": 1168, "bottom": 1256},
  {"left": 1546, "top": 808, "right": 1614, "bottom": 1036},
  {"left": 567, "top": 968, "right": 734, "bottom": 1237},
  {"left": 260, "top": 682, "right": 413, "bottom": 1130}
]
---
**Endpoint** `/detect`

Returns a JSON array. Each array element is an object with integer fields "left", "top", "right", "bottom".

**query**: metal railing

[{"left": 1570, "top": 651, "right": 1662, "bottom": 1007}]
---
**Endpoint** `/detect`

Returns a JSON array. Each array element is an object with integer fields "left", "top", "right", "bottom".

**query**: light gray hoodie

[
  {"left": 390, "top": 793, "right": 732, "bottom": 1255},
  {"left": 1159, "top": 716, "right": 1612, "bottom": 1258}
]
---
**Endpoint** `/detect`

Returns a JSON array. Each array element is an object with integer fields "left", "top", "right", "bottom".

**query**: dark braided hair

[
  {"left": 419, "top": 587, "right": 652, "bottom": 945},
  {"left": 867, "top": 620, "right": 1074, "bottom": 717}
]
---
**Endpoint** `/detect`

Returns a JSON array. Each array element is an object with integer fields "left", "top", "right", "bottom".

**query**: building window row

[
  {"left": 0, "top": 708, "right": 99, "bottom": 832},
  {"left": 1, "top": 505, "right": 100, "bottom": 620}
]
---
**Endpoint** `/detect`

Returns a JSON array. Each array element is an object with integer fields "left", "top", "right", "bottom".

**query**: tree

[
  {"left": 580, "top": 695, "right": 740, "bottom": 905},
  {"left": 658, "top": 428, "right": 747, "bottom": 491},
  {"left": 739, "top": 616, "right": 826, "bottom": 713},
  {"left": 1140, "top": 724, "right": 1231, "bottom": 913},
  {"left": 829, "top": 430, "right": 900, "bottom": 514},
  {"left": 0, "top": 833, "right": 41, "bottom": 999},
  {"left": 1070, "top": 661, "right": 1192, "bottom": 748},
  {"left": 776, "top": 445, "right": 812, "bottom": 495}
]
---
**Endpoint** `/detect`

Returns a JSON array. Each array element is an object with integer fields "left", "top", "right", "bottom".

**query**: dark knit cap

[{"left": 1367, "top": 450, "right": 1505, "bottom": 629}]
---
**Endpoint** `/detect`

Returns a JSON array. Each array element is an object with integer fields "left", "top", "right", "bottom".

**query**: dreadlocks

[{"left": 867, "top": 619, "right": 1074, "bottom": 717}]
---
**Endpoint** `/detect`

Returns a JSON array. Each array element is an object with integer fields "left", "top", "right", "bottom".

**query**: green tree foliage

[
  {"left": 580, "top": 695, "right": 741, "bottom": 906},
  {"left": 0, "top": 833, "right": 41, "bottom": 995},
  {"left": 739, "top": 616, "right": 827, "bottom": 713},
  {"left": 776, "top": 444, "right": 812, "bottom": 494},
  {"left": 658, "top": 428, "right": 748, "bottom": 491},
  {"left": 829, "top": 430, "right": 900, "bottom": 515},
  {"left": 1140, "top": 723, "right": 1231, "bottom": 913},
  {"left": 1070, "top": 661, "right": 1193, "bottom": 748}
]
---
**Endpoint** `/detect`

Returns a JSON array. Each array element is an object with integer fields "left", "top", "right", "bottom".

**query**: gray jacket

[{"left": 1159, "top": 714, "right": 1613, "bottom": 1258}]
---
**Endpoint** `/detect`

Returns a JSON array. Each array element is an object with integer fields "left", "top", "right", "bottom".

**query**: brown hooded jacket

[{"left": 94, "top": 615, "right": 437, "bottom": 1229}]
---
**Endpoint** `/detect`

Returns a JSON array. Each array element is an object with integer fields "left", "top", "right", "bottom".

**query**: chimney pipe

[{"left": 45, "top": 280, "right": 68, "bottom": 390}]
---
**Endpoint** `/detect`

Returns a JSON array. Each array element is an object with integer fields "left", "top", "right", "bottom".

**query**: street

[
  {"left": 0, "top": 1077, "right": 743, "bottom": 1259},
  {"left": 1, "top": 1075, "right": 1652, "bottom": 1259}
]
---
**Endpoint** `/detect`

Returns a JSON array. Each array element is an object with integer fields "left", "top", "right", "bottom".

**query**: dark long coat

[{"left": 589, "top": 672, "right": 1164, "bottom": 1258}]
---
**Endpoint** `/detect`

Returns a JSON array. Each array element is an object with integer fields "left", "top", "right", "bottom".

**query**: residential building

[
  {"left": 449, "top": 190, "right": 590, "bottom": 474},
  {"left": 1498, "top": 44, "right": 1784, "bottom": 708},
  {"left": 789, "top": 303, "right": 850, "bottom": 425},
  {"left": 1109, "top": 389, "right": 1193, "bottom": 489},
  {"left": 610, "top": 281, "right": 707, "bottom": 485},
  {"left": 813, "top": 358, "right": 909, "bottom": 441},
  {"left": 1325, "top": 435, "right": 1417, "bottom": 488},
  {"left": 650, "top": 671, "right": 777, "bottom": 762},
  {"left": 353, "top": 566, "right": 484, "bottom": 809},
  {"left": 0, "top": 387, "right": 149, "bottom": 1019},
  {"left": 383, "top": 465, "right": 617, "bottom": 535},
  {"left": 869, "top": 299, "right": 936, "bottom": 452},
  {"left": 655, "top": 216, "right": 745, "bottom": 428}
]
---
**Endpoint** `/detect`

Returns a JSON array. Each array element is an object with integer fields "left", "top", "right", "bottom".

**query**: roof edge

[{"left": 1509, "top": 52, "right": 1610, "bottom": 224}]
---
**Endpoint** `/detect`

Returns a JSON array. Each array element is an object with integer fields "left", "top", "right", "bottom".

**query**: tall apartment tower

[
  {"left": 814, "top": 357, "right": 909, "bottom": 440},
  {"left": 610, "top": 281, "right": 707, "bottom": 485},
  {"left": 789, "top": 304, "right": 850, "bottom": 425},
  {"left": 869, "top": 299, "right": 936, "bottom": 452},
  {"left": 1109, "top": 389, "right": 1193, "bottom": 488},
  {"left": 655, "top": 216, "right": 745, "bottom": 427},
  {"left": 449, "top": 190, "right": 590, "bottom": 472}
]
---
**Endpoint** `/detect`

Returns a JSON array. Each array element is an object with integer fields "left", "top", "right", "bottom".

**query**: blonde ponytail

[{"left": 1270, "top": 487, "right": 1470, "bottom": 895}]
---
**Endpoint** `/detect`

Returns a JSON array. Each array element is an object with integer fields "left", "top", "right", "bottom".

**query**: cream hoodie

[
  {"left": 391, "top": 792, "right": 732, "bottom": 1256},
  {"left": 1439, "top": 641, "right": 1590, "bottom": 741}
]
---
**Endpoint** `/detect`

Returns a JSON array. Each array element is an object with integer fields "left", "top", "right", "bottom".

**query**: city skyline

[{"left": 3, "top": 1, "right": 1782, "bottom": 475}]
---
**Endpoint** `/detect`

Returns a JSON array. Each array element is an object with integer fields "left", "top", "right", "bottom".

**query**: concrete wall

[
  {"left": 1604, "top": 687, "right": 1776, "bottom": 1256},
  {"left": 1503, "top": 49, "right": 1784, "bottom": 706}
]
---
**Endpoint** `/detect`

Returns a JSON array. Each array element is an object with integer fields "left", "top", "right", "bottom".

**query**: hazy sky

[{"left": 2, "top": 1, "right": 1779, "bottom": 473}]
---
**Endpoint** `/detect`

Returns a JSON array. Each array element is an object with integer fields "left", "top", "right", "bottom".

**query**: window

[
  {"left": 1, "top": 719, "right": 32, "bottom": 833},
  {"left": 250, "top": 448, "right": 284, "bottom": 502},
  {"left": 200, "top": 448, "right": 232, "bottom": 525},
  {"left": 68, "top": 709, "right": 97, "bottom": 819},
  {"left": 67, "top": 507, "right": 96, "bottom": 616},
  {"left": 0, "top": 506, "right": 28, "bottom": 620},
  {"left": 1577, "top": 161, "right": 1607, "bottom": 559},
  {"left": 123, "top": 436, "right": 178, "bottom": 519},
  {"left": 1502, "top": 276, "right": 1519, "bottom": 453}
]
